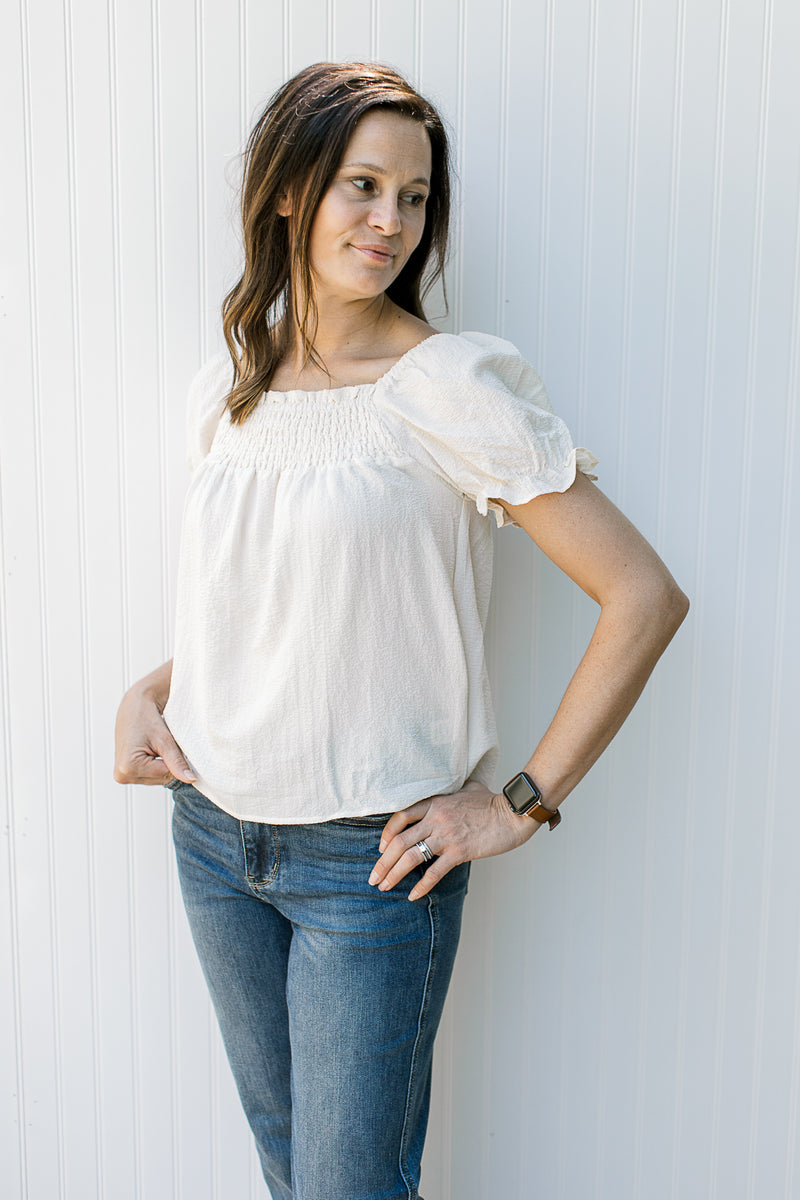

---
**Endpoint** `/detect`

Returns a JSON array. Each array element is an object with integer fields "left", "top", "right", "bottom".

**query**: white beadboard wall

[{"left": 2, "top": 1, "right": 798, "bottom": 1197}]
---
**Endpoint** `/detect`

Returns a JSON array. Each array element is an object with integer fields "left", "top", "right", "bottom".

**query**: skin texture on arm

[
  {"left": 369, "top": 471, "right": 690, "bottom": 899},
  {"left": 113, "top": 659, "right": 197, "bottom": 787}
]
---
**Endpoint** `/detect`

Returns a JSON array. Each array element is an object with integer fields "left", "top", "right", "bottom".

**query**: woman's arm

[
  {"left": 113, "top": 659, "right": 197, "bottom": 786},
  {"left": 502, "top": 470, "right": 689, "bottom": 807},
  {"left": 369, "top": 472, "right": 689, "bottom": 899}
]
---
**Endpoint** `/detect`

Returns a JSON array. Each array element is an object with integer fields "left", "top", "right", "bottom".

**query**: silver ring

[{"left": 415, "top": 839, "right": 434, "bottom": 863}]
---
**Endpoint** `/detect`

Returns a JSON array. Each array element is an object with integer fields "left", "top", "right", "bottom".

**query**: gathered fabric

[{"left": 163, "top": 331, "right": 597, "bottom": 824}]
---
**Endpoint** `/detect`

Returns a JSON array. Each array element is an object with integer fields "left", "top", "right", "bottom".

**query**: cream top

[{"left": 162, "top": 331, "right": 597, "bottom": 822}]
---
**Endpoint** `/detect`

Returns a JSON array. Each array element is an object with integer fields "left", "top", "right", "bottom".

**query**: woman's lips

[{"left": 352, "top": 244, "right": 396, "bottom": 264}]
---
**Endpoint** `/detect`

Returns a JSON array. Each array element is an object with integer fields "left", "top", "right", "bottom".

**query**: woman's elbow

[{"left": 648, "top": 571, "right": 690, "bottom": 641}]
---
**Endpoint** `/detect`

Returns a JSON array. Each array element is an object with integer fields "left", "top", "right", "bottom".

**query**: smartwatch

[{"left": 502, "top": 771, "right": 561, "bottom": 830}]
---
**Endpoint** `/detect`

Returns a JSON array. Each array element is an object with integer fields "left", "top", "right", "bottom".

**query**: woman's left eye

[{"left": 349, "top": 179, "right": 426, "bottom": 207}]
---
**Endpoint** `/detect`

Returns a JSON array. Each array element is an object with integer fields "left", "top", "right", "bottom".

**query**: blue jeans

[{"left": 169, "top": 782, "right": 469, "bottom": 1200}]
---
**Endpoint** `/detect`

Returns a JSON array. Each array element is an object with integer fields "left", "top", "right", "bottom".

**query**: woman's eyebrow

[{"left": 342, "top": 161, "right": 430, "bottom": 187}]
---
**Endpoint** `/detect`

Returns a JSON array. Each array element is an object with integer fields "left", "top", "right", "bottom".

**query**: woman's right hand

[{"left": 113, "top": 660, "right": 196, "bottom": 787}]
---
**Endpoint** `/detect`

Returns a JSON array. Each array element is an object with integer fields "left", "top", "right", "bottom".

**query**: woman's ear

[{"left": 276, "top": 194, "right": 292, "bottom": 217}]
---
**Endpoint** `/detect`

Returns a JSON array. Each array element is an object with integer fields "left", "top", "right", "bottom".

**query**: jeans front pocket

[{"left": 332, "top": 812, "right": 394, "bottom": 828}]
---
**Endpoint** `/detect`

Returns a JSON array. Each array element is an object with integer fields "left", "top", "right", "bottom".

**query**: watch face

[{"left": 503, "top": 772, "right": 541, "bottom": 813}]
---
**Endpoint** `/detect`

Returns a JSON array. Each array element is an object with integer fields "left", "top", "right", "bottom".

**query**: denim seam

[
  {"left": 397, "top": 889, "right": 438, "bottom": 1200},
  {"left": 240, "top": 821, "right": 281, "bottom": 889}
]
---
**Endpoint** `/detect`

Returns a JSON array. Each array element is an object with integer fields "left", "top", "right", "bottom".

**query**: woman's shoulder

[
  {"left": 373, "top": 328, "right": 597, "bottom": 524},
  {"left": 376, "top": 329, "right": 556, "bottom": 442},
  {"left": 188, "top": 351, "right": 233, "bottom": 400},
  {"left": 381, "top": 308, "right": 521, "bottom": 373},
  {"left": 383, "top": 327, "right": 542, "bottom": 396},
  {"left": 390, "top": 304, "right": 514, "bottom": 345},
  {"left": 185, "top": 351, "right": 233, "bottom": 471}
]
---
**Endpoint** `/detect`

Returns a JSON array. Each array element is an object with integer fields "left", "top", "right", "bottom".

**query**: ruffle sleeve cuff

[{"left": 482, "top": 445, "right": 600, "bottom": 527}]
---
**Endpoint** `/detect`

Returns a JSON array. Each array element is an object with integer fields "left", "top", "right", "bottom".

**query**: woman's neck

[
  {"left": 271, "top": 291, "right": 434, "bottom": 391},
  {"left": 275, "top": 294, "right": 410, "bottom": 389},
  {"left": 288, "top": 294, "right": 389, "bottom": 364}
]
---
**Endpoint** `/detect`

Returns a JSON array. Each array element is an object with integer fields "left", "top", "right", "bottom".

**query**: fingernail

[
  {"left": 378, "top": 840, "right": 386, "bottom": 852},
  {"left": 408, "top": 889, "right": 419, "bottom": 901},
  {"left": 379, "top": 881, "right": 390, "bottom": 891},
  {"left": 368, "top": 870, "right": 378, "bottom": 886}
]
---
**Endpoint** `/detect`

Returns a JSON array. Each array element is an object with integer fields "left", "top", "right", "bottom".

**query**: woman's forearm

[
  {"left": 498, "top": 473, "right": 689, "bottom": 815},
  {"left": 520, "top": 578, "right": 689, "bottom": 811},
  {"left": 132, "top": 658, "right": 174, "bottom": 710}
]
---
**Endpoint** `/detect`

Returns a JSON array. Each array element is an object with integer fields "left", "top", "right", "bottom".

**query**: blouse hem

[{"left": 180, "top": 771, "right": 475, "bottom": 825}]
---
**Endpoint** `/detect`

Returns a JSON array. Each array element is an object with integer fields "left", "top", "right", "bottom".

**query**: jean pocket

[
  {"left": 164, "top": 777, "right": 184, "bottom": 792},
  {"left": 332, "top": 812, "right": 394, "bottom": 828}
]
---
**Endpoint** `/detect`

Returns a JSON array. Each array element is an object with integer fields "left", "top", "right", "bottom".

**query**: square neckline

[{"left": 263, "top": 330, "right": 445, "bottom": 399}]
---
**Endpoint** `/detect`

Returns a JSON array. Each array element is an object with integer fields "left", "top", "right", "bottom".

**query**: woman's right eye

[{"left": 351, "top": 177, "right": 375, "bottom": 194}]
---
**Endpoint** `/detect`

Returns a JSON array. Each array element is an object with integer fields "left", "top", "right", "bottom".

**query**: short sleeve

[
  {"left": 377, "top": 331, "right": 598, "bottom": 528},
  {"left": 185, "top": 353, "right": 233, "bottom": 473}
]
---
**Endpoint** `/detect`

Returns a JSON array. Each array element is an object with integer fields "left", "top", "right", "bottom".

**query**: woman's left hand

[{"left": 368, "top": 782, "right": 538, "bottom": 900}]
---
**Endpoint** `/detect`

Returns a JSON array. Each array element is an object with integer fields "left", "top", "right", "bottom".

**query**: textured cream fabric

[{"left": 163, "top": 332, "right": 597, "bottom": 822}]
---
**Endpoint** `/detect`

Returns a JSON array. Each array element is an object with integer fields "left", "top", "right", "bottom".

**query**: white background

[{"left": 2, "top": 1, "right": 799, "bottom": 1197}]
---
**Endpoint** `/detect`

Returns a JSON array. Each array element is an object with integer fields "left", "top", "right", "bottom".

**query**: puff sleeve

[
  {"left": 185, "top": 353, "right": 233, "bottom": 473},
  {"left": 377, "top": 331, "right": 598, "bottom": 527}
]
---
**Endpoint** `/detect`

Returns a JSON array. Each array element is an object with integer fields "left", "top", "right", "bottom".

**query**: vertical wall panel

[
  {"left": 288, "top": 0, "right": 333, "bottom": 72},
  {"left": 1, "top": 1, "right": 38, "bottom": 1192},
  {"left": 3, "top": 2, "right": 799, "bottom": 1198},
  {"left": 374, "top": 0, "right": 421, "bottom": 78}
]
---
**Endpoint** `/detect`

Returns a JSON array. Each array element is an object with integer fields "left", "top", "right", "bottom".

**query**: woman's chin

[{"left": 316, "top": 276, "right": 394, "bottom": 306}]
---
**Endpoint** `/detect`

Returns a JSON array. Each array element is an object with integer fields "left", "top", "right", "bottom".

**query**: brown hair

[{"left": 221, "top": 61, "right": 452, "bottom": 423}]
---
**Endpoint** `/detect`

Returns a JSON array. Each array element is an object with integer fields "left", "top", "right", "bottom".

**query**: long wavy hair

[{"left": 221, "top": 61, "right": 452, "bottom": 424}]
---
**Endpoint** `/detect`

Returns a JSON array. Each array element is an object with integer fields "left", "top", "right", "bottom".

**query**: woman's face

[{"left": 306, "top": 109, "right": 432, "bottom": 306}]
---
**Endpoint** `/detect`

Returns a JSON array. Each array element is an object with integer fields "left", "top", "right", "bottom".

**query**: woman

[{"left": 114, "top": 62, "right": 688, "bottom": 1200}]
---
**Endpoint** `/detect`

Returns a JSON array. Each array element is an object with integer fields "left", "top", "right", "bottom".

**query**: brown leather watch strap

[{"left": 527, "top": 801, "right": 561, "bottom": 831}]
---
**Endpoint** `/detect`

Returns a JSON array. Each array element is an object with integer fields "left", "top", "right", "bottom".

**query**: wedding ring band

[{"left": 415, "top": 839, "right": 434, "bottom": 863}]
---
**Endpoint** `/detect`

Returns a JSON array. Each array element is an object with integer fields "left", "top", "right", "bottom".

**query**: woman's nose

[{"left": 368, "top": 196, "right": 401, "bottom": 235}]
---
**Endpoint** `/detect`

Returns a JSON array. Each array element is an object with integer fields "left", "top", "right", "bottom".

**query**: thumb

[{"left": 155, "top": 736, "right": 197, "bottom": 784}]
